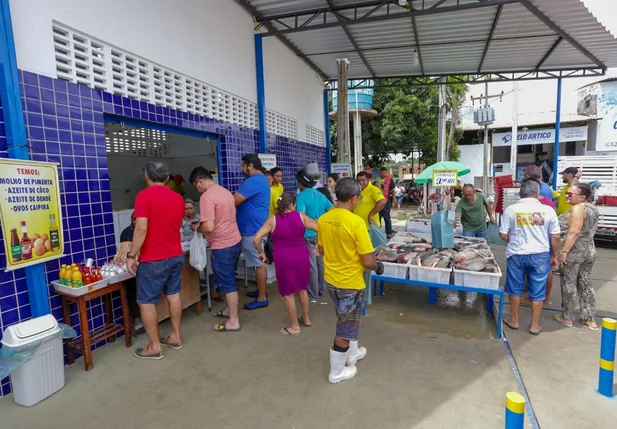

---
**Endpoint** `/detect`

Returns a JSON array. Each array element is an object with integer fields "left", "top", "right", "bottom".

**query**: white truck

[{"left": 557, "top": 155, "right": 617, "bottom": 241}]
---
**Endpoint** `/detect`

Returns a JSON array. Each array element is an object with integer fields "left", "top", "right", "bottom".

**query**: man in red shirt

[
  {"left": 127, "top": 161, "right": 185, "bottom": 360},
  {"left": 190, "top": 167, "right": 243, "bottom": 332}
]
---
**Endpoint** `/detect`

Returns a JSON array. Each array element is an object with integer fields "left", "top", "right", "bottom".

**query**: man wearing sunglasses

[{"left": 454, "top": 184, "right": 495, "bottom": 239}]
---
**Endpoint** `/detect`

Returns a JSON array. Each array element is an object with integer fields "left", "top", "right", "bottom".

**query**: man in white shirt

[{"left": 499, "top": 180, "right": 560, "bottom": 336}]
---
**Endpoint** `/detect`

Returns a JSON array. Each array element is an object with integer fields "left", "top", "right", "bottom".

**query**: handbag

[{"left": 264, "top": 236, "right": 274, "bottom": 264}]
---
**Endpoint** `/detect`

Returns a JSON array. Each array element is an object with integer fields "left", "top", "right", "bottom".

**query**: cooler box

[{"left": 1, "top": 315, "right": 65, "bottom": 406}]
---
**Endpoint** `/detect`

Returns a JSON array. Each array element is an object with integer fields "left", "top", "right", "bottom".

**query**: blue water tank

[{"left": 332, "top": 80, "right": 374, "bottom": 111}]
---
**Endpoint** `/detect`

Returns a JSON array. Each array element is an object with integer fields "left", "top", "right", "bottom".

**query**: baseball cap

[
  {"left": 559, "top": 167, "right": 578, "bottom": 175},
  {"left": 174, "top": 174, "right": 185, "bottom": 182}
]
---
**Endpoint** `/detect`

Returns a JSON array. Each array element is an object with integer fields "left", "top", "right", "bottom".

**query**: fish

[
  {"left": 435, "top": 258, "right": 450, "bottom": 269},
  {"left": 422, "top": 255, "right": 440, "bottom": 267},
  {"left": 453, "top": 249, "right": 480, "bottom": 264}
]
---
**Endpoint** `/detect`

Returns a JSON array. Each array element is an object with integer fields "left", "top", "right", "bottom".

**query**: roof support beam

[
  {"left": 519, "top": 0, "right": 606, "bottom": 69},
  {"left": 411, "top": 15, "right": 424, "bottom": 75},
  {"left": 325, "top": 0, "right": 375, "bottom": 78},
  {"left": 535, "top": 37, "right": 562, "bottom": 71},
  {"left": 478, "top": 4, "right": 503, "bottom": 73},
  {"left": 235, "top": 0, "right": 329, "bottom": 81},
  {"left": 256, "top": 0, "right": 520, "bottom": 37}
]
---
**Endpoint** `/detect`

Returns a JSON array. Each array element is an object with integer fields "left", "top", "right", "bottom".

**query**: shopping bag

[
  {"left": 369, "top": 223, "right": 388, "bottom": 247},
  {"left": 264, "top": 237, "right": 274, "bottom": 264},
  {"left": 189, "top": 232, "right": 208, "bottom": 271},
  {"left": 487, "top": 222, "right": 507, "bottom": 246},
  {"left": 431, "top": 210, "right": 454, "bottom": 249}
]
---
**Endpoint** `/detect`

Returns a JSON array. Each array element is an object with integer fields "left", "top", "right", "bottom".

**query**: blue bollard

[
  {"left": 505, "top": 392, "right": 525, "bottom": 429},
  {"left": 598, "top": 318, "right": 616, "bottom": 397}
]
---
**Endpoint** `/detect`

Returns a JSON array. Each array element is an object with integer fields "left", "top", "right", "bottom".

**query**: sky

[{"left": 461, "top": 0, "right": 617, "bottom": 127}]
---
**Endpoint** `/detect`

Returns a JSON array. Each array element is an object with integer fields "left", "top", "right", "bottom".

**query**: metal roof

[
  {"left": 460, "top": 112, "right": 595, "bottom": 130},
  {"left": 237, "top": 0, "right": 617, "bottom": 83}
]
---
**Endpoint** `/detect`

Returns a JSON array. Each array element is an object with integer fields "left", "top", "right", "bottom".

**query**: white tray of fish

[
  {"left": 453, "top": 265, "right": 502, "bottom": 290},
  {"left": 380, "top": 261, "right": 409, "bottom": 280},
  {"left": 408, "top": 263, "right": 452, "bottom": 284}
]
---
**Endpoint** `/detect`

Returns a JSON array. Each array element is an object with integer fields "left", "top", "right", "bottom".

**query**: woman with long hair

[
  {"left": 254, "top": 194, "right": 318, "bottom": 336},
  {"left": 327, "top": 173, "right": 340, "bottom": 202},
  {"left": 553, "top": 183, "right": 600, "bottom": 330}
]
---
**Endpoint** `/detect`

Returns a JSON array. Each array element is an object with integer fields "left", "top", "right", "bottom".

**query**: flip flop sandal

[
  {"left": 134, "top": 348, "right": 164, "bottom": 360},
  {"left": 212, "top": 295, "right": 224, "bottom": 303},
  {"left": 554, "top": 314, "right": 573, "bottom": 327},
  {"left": 529, "top": 327, "right": 542, "bottom": 336},
  {"left": 580, "top": 319, "right": 599, "bottom": 331},
  {"left": 503, "top": 320, "right": 519, "bottom": 330},
  {"left": 298, "top": 316, "right": 312, "bottom": 327},
  {"left": 214, "top": 310, "right": 229, "bottom": 319},
  {"left": 213, "top": 322, "right": 241, "bottom": 332},
  {"left": 280, "top": 327, "right": 301, "bottom": 337},
  {"left": 160, "top": 337, "right": 183, "bottom": 350}
]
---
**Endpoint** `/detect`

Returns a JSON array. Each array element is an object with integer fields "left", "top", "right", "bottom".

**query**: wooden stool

[{"left": 59, "top": 281, "right": 132, "bottom": 371}]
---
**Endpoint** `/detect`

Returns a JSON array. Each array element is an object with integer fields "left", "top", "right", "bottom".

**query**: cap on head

[
  {"left": 560, "top": 167, "right": 578, "bottom": 175},
  {"left": 296, "top": 164, "right": 318, "bottom": 188},
  {"left": 174, "top": 174, "right": 185, "bottom": 182}
]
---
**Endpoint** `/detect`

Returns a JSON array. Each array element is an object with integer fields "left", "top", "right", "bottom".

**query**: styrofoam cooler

[{"left": 1, "top": 315, "right": 65, "bottom": 406}]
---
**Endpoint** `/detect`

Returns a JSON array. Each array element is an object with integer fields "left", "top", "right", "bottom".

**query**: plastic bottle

[
  {"left": 83, "top": 268, "right": 92, "bottom": 285},
  {"left": 72, "top": 267, "right": 83, "bottom": 288},
  {"left": 20, "top": 221, "right": 32, "bottom": 260},
  {"left": 10, "top": 228, "right": 22, "bottom": 262},
  {"left": 59, "top": 265, "right": 67, "bottom": 285},
  {"left": 49, "top": 213, "right": 60, "bottom": 251}
]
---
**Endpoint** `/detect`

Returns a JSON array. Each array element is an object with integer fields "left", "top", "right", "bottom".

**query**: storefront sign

[
  {"left": 596, "top": 85, "right": 617, "bottom": 152},
  {"left": 0, "top": 159, "right": 64, "bottom": 270},
  {"left": 493, "top": 126, "right": 588, "bottom": 147},
  {"left": 432, "top": 169, "right": 458, "bottom": 187},
  {"left": 258, "top": 154, "right": 277, "bottom": 170},
  {"left": 331, "top": 163, "right": 353, "bottom": 178}
]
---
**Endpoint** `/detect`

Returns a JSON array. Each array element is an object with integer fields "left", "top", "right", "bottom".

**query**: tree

[{"left": 444, "top": 77, "right": 468, "bottom": 161}]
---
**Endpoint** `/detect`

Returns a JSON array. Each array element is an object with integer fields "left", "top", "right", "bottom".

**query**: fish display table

[{"left": 369, "top": 233, "right": 504, "bottom": 339}]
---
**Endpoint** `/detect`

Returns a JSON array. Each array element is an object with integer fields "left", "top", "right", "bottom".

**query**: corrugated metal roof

[{"left": 243, "top": 0, "right": 617, "bottom": 80}]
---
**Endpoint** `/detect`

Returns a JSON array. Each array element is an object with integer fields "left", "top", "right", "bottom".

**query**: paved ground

[{"left": 1, "top": 206, "right": 617, "bottom": 428}]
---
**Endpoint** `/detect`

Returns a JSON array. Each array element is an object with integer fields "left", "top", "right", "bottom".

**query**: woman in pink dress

[{"left": 254, "top": 194, "right": 318, "bottom": 336}]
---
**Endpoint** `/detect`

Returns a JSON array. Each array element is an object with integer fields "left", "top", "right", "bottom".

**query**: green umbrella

[{"left": 415, "top": 161, "right": 471, "bottom": 185}]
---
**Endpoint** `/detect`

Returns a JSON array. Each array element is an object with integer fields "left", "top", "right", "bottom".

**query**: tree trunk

[{"left": 446, "top": 107, "right": 458, "bottom": 160}]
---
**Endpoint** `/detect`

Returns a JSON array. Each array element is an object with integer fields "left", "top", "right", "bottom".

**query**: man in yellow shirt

[
  {"left": 354, "top": 172, "right": 386, "bottom": 229},
  {"left": 166, "top": 174, "right": 186, "bottom": 196},
  {"left": 556, "top": 167, "right": 580, "bottom": 216},
  {"left": 268, "top": 167, "right": 284, "bottom": 216},
  {"left": 318, "top": 177, "right": 384, "bottom": 384}
]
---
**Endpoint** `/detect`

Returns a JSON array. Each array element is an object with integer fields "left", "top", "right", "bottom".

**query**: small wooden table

[{"left": 59, "top": 281, "right": 132, "bottom": 371}]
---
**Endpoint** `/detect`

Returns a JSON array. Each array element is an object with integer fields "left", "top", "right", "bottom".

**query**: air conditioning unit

[{"left": 473, "top": 107, "right": 495, "bottom": 126}]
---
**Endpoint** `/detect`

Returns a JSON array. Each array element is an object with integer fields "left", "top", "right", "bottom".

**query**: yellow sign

[
  {"left": 432, "top": 169, "right": 458, "bottom": 187},
  {"left": 0, "top": 159, "right": 64, "bottom": 271}
]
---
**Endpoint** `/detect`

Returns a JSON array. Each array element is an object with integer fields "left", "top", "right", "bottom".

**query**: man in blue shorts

[
  {"left": 499, "top": 180, "right": 560, "bottom": 336},
  {"left": 234, "top": 154, "right": 271, "bottom": 310}
]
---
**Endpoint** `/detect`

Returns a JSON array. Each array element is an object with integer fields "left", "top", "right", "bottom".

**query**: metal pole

[
  {"left": 323, "top": 89, "right": 332, "bottom": 174},
  {"left": 598, "top": 318, "right": 616, "bottom": 398},
  {"left": 0, "top": 0, "right": 50, "bottom": 316},
  {"left": 353, "top": 111, "right": 362, "bottom": 175},
  {"left": 505, "top": 392, "right": 525, "bottom": 429},
  {"left": 437, "top": 79, "right": 447, "bottom": 162},
  {"left": 552, "top": 77, "right": 563, "bottom": 190},
  {"left": 510, "top": 81, "right": 519, "bottom": 182},
  {"left": 483, "top": 79, "right": 489, "bottom": 194},
  {"left": 336, "top": 59, "right": 351, "bottom": 163},
  {"left": 254, "top": 34, "right": 267, "bottom": 153}
]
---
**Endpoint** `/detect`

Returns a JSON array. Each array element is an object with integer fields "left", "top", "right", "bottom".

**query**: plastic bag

[
  {"left": 487, "top": 222, "right": 507, "bottom": 246},
  {"left": 189, "top": 232, "right": 208, "bottom": 271},
  {"left": 369, "top": 223, "right": 388, "bottom": 248},
  {"left": 431, "top": 209, "right": 454, "bottom": 249},
  {"left": 0, "top": 323, "right": 77, "bottom": 380}
]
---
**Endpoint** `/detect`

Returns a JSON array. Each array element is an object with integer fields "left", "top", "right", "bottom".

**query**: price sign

[
  {"left": 432, "top": 169, "right": 458, "bottom": 187},
  {"left": 258, "top": 154, "right": 277, "bottom": 170}
]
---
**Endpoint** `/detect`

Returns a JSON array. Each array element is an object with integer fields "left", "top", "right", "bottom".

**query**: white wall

[
  {"left": 458, "top": 145, "right": 484, "bottom": 184},
  {"left": 9, "top": 0, "right": 325, "bottom": 139}
]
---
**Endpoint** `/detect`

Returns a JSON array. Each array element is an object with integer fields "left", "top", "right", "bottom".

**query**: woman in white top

[{"left": 394, "top": 182, "right": 405, "bottom": 210}]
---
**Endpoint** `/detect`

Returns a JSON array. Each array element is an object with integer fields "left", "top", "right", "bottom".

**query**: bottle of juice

[
  {"left": 59, "top": 264, "right": 67, "bottom": 284},
  {"left": 72, "top": 267, "right": 83, "bottom": 288},
  {"left": 20, "top": 221, "right": 32, "bottom": 260},
  {"left": 10, "top": 228, "right": 22, "bottom": 262},
  {"left": 49, "top": 214, "right": 60, "bottom": 251},
  {"left": 83, "top": 267, "right": 92, "bottom": 285}
]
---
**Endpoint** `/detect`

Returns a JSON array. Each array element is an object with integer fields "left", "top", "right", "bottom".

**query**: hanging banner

[
  {"left": 493, "top": 126, "right": 588, "bottom": 147},
  {"left": 0, "top": 159, "right": 64, "bottom": 271},
  {"left": 331, "top": 163, "right": 353, "bottom": 178},
  {"left": 258, "top": 154, "right": 277, "bottom": 171},
  {"left": 432, "top": 169, "right": 458, "bottom": 187}
]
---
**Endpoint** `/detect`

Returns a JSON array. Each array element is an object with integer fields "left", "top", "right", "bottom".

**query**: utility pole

[
  {"left": 336, "top": 59, "right": 350, "bottom": 163},
  {"left": 483, "top": 79, "right": 489, "bottom": 195},
  {"left": 510, "top": 81, "right": 519, "bottom": 182},
  {"left": 436, "top": 78, "right": 447, "bottom": 162}
]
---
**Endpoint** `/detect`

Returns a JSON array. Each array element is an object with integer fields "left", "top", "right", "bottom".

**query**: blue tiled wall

[{"left": 0, "top": 70, "right": 327, "bottom": 396}]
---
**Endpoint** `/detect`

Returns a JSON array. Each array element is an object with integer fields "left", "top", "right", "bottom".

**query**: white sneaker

[
  {"left": 346, "top": 340, "right": 367, "bottom": 366},
  {"left": 328, "top": 348, "right": 357, "bottom": 384}
]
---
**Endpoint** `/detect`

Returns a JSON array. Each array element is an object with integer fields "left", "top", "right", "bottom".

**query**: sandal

[
  {"left": 298, "top": 316, "right": 312, "bottom": 327},
  {"left": 211, "top": 294, "right": 224, "bottom": 303},
  {"left": 279, "top": 327, "right": 301, "bottom": 337},
  {"left": 580, "top": 319, "right": 599, "bottom": 331},
  {"left": 214, "top": 310, "right": 229, "bottom": 319},
  {"left": 503, "top": 319, "right": 519, "bottom": 330},
  {"left": 553, "top": 314, "right": 573, "bottom": 327},
  {"left": 133, "top": 348, "right": 164, "bottom": 360},
  {"left": 529, "top": 327, "right": 542, "bottom": 336},
  {"left": 213, "top": 322, "right": 241, "bottom": 332},
  {"left": 159, "top": 337, "right": 183, "bottom": 350}
]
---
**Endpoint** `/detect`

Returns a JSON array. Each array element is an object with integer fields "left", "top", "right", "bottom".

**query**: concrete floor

[{"left": 1, "top": 210, "right": 617, "bottom": 428}]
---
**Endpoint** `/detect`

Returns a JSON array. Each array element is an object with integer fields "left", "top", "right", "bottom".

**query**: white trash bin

[{"left": 1, "top": 314, "right": 65, "bottom": 406}]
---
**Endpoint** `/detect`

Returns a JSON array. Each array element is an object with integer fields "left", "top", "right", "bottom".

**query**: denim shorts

[
  {"left": 242, "top": 235, "right": 266, "bottom": 268},
  {"left": 462, "top": 229, "right": 488, "bottom": 239},
  {"left": 136, "top": 255, "right": 184, "bottom": 304},
  {"left": 211, "top": 241, "right": 242, "bottom": 294},
  {"left": 327, "top": 284, "right": 366, "bottom": 341},
  {"left": 505, "top": 252, "right": 550, "bottom": 301}
]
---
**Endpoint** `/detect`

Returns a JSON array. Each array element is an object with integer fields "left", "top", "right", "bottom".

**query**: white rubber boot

[
  {"left": 328, "top": 348, "right": 357, "bottom": 384},
  {"left": 346, "top": 341, "right": 367, "bottom": 366}
]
